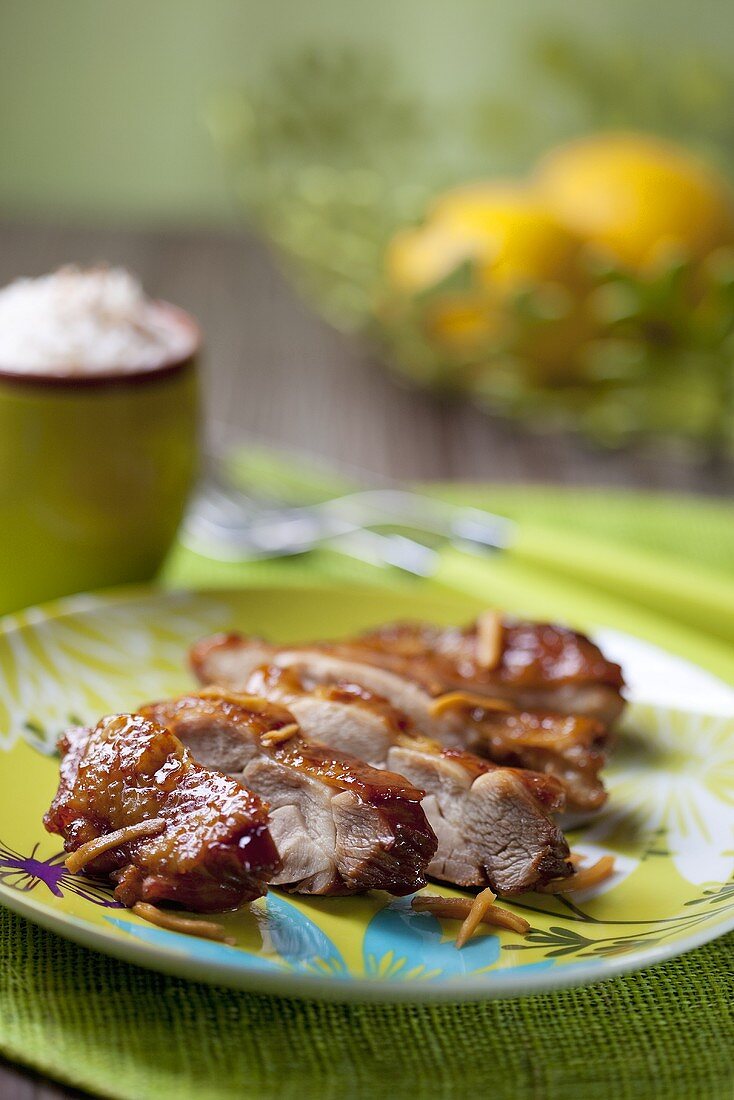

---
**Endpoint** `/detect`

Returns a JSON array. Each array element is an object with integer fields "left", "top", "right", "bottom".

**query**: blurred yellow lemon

[
  {"left": 385, "top": 187, "right": 593, "bottom": 379},
  {"left": 536, "top": 132, "right": 734, "bottom": 270},
  {"left": 387, "top": 184, "right": 587, "bottom": 293},
  {"left": 429, "top": 183, "right": 589, "bottom": 290},
  {"left": 385, "top": 222, "right": 475, "bottom": 295}
]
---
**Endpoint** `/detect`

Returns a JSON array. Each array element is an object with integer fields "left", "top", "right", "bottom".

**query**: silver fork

[
  {"left": 183, "top": 438, "right": 734, "bottom": 651},
  {"left": 182, "top": 453, "right": 513, "bottom": 576}
]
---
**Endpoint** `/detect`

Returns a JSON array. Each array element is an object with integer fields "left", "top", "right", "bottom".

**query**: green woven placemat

[
  {"left": 2, "top": 482, "right": 733, "bottom": 1099},
  {"left": 1, "top": 907, "right": 731, "bottom": 1100}
]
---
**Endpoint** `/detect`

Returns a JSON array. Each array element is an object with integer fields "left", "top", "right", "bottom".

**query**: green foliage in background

[
  {"left": 208, "top": 36, "right": 734, "bottom": 454},
  {"left": 528, "top": 37, "right": 734, "bottom": 174},
  {"left": 209, "top": 50, "right": 432, "bottom": 329}
]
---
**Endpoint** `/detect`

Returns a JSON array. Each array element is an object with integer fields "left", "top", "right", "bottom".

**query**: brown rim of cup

[{"left": 0, "top": 301, "right": 201, "bottom": 389}]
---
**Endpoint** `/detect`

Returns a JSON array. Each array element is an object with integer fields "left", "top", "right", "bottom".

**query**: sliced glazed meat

[
  {"left": 244, "top": 662, "right": 572, "bottom": 895},
  {"left": 140, "top": 690, "right": 437, "bottom": 897},
  {"left": 328, "top": 618, "right": 626, "bottom": 727},
  {"left": 191, "top": 634, "right": 608, "bottom": 812},
  {"left": 44, "top": 715, "right": 279, "bottom": 911},
  {"left": 442, "top": 706, "right": 608, "bottom": 813}
]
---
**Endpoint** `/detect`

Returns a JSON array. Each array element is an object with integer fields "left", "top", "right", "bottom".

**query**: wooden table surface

[
  {"left": 0, "top": 220, "right": 731, "bottom": 1099},
  {"left": 1, "top": 221, "right": 731, "bottom": 494}
]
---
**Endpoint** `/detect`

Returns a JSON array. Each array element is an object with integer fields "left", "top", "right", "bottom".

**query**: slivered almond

[
  {"left": 132, "top": 902, "right": 235, "bottom": 945},
  {"left": 539, "top": 855, "right": 615, "bottom": 894},
  {"left": 261, "top": 723, "right": 300, "bottom": 747},
  {"left": 198, "top": 687, "right": 282, "bottom": 714},
  {"left": 456, "top": 887, "right": 497, "bottom": 948},
  {"left": 476, "top": 610, "right": 504, "bottom": 670},
  {"left": 64, "top": 817, "right": 166, "bottom": 874},
  {"left": 412, "top": 894, "right": 530, "bottom": 940},
  {"left": 428, "top": 691, "right": 515, "bottom": 718}
]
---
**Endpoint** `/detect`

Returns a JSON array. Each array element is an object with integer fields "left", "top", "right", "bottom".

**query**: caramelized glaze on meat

[
  {"left": 140, "top": 691, "right": 438, "bottom": 896},
  {"left": 248, "top": 663, "right": 568, "bottom": 809},
  {"left": 243, "top": 662, "right": 573, "bottom": 894},
  {"left": 348, "top": 619, "right": 624, "bottom": 692},
  {"left": 193, "top": 633, "right": 610, "bottom": 812},
  {"left": 142, "top": 691, "right": 427, "bottom": 805},
  {"left": 44, "top": 715, "right": 279, "bottom": 911},
  {"left": 451, "top": 706, "right": 608, "bottom": 811}
]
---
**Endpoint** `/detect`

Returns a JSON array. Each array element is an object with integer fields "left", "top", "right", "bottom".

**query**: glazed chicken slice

[
  {"left": 140, "top": 690, "right": 437, "bottom": 897},
  {"left": 191, "top": 633, "right": 608, "bottom": 813},
  {"left": 44, "top": 714, "right": 279, "bottom": 911},
  {"left": 327, "top": 617, "right": 626, "bottom": 727},
  {"left": 244, "top": 662, "right": 572, "bottom": 895}
]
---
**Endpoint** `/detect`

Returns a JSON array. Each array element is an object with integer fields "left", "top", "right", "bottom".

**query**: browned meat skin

[
  {"left": 353, "top": 619, "right": 624, "bottom": 689},
  {"left": 240, "top": 662, "right": 574, "bottom": 894},
  {"left": 315, "top": 620, "right": 625, "bottom": 727},
  {"left": 191, "top": 633, "right": 609, "bottom": 813},
  {"left": 248, "top": 663, "right": 568, "bottom": 809},
  {"left": 44, "top": 715, "right": 279, "bottom": 912},
  {"left": 140, "top": 691, "right": 438, "bottom": 897},
  {"left": 451, "top": 707, "right": 608, "bottom": 812},
  {"left": 325, "top": 619, "right": 620, "bottom": 807}
]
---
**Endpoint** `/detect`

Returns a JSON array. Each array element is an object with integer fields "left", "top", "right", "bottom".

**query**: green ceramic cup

[{"left": 0, "top": 303, "right": 200, "bottom": 615}]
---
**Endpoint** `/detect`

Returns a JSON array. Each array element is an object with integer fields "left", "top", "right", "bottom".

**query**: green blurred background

[{"left": 1, "top": 0, "right": 731, "bottom": 228}]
